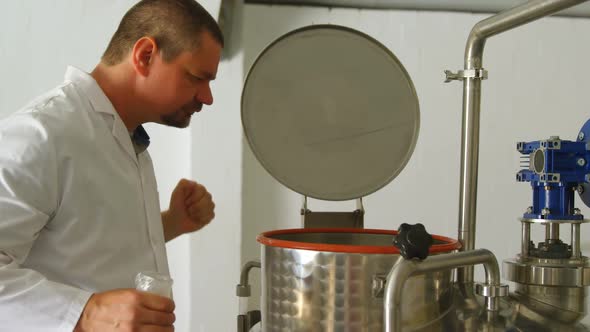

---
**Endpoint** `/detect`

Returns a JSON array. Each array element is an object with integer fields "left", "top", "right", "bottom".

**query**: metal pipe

[
  {"left": 546, "top": 223, "right": 560, "bottom": 242},
  {"left": 384, "top": 249, "right": 501, "bottom": 332},
  {"left": 236, "top": 260, "right": 261, "bottom": 297},
  {"left": 244, "top": 0, "right": 590, "bottom": 18},
  {"left": 521, "top": 221, "right": 531, "bottom": 258},
  {"left": 572, "top": 223, "right": 581, "bottom": 259},
  {"left": 457, "top": 0, "right": 587, "bottom": 285},
  {"left": 239, "top": 260, "right": 261, "bottom": 288}
]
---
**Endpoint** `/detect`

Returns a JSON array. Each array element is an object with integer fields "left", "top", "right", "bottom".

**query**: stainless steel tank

[{"left": 257, "top": 228, "right": 460, "bottom": 331}]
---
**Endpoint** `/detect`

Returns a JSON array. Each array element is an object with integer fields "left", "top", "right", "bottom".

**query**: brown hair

[{"left": 101, "top": 0, "right": 224, "bottom": 65}]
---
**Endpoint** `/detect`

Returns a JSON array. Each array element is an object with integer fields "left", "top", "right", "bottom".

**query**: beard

[{"left": 161, "top": 102, "right": 203, "bottom": 128}]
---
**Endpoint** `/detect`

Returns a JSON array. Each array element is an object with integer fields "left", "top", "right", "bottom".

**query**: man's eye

[{"left": 188, "top": 73, "right": 203, "bottom": 81}]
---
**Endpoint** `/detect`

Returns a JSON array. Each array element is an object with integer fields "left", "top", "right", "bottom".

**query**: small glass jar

[{"left": 135, "top": 271, "right": 173, "bottom": 298}]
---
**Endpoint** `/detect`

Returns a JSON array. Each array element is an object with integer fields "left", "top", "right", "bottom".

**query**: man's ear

[{"left": 131, "top": 37, "right": 158, "bottom": 77}]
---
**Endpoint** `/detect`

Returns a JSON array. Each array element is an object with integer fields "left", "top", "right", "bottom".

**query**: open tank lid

[{"left": 241, "top": 25, "right": 420, "bottom": 201}]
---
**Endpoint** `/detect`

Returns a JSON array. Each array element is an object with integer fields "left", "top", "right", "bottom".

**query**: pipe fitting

[
  {"left": 236, "top": 260, "right": 261, "bottom": 297},
  {"left": 384, "top": 249, "right": 503, "bottom": 332}
]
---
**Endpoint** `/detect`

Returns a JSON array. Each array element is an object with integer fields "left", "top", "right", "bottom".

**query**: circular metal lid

[{"left": 242, "top": 25, "right": 420, "bottom": 201}]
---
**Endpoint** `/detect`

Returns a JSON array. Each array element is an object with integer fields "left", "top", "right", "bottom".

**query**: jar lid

[{"left": 242, "top": 25, "right": 420, "bottom": 200}]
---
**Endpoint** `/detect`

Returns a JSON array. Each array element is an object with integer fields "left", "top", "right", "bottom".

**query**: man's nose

[{"left": 195, "top": 84, "right": 213, "bottom": 106}]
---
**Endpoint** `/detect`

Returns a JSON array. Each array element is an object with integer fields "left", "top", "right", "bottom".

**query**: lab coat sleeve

[{"left": 0, "top": 113, "right": 92, "bottom": 332}]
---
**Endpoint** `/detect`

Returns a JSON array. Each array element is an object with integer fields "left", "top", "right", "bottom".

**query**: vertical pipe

[
  {"left": 545, "top": 223, "right": 559, "bottom": 242},
  {"left": 458, "top": 77, "right": 482, "bottom": 285},
  {"left": 572, "top": 223, "right": 581, "bottom": 259},
  {"left": 485, "top": 297, "right": 499, "bottom": 312},
  {"left": 521, "top": 221, "right": 530, "bottom": 258}
]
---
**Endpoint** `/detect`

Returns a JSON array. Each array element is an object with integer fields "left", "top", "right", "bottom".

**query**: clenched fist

[{"left": 162, "top": 179, "right": 215, "bottom": 241}]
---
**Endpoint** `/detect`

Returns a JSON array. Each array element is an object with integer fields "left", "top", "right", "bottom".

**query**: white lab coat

[{"left": 0, "top": 67, "right": 170, "bottom": 331}]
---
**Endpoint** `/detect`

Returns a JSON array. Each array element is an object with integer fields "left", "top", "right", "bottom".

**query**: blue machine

[{"left": 517, "top": 120, "right": 590, "bottom": 220}]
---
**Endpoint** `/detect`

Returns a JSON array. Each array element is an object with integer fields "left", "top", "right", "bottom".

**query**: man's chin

[{"left": 161, "top": 115, "right": 191, "bottom": 128}]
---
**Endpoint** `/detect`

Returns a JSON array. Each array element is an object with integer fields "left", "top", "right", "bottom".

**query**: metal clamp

[
  {"left": 475, "top": 283, "right": 509, "bottom": 298},
  {"left": 444, "top": 69, "right": 488, "bottom": 83}
]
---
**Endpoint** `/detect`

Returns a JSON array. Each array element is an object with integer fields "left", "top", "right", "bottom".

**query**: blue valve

[{"left": 517, "top": 130, "right": 590, "bottom": 220}]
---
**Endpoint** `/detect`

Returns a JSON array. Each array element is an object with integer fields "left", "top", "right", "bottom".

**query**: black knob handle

[{"left": 393, "top": 223, "right": 433, "bottom": 260}]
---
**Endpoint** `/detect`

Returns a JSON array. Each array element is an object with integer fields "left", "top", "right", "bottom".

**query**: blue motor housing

[{"left": 517, "top": 131, "right": 590, "bottom": 220}]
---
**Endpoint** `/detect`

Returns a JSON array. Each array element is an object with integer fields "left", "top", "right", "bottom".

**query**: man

[{"left": 0, "top": 0, "right": 223, "bottom": 331}]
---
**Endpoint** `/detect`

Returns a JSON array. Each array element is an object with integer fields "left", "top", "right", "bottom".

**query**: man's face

[{"left": 143, "top": 31, "right": 222, "bottom": 128}]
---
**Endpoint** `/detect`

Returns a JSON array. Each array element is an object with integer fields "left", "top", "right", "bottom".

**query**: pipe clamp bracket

[{"left": 444, "top": 69, "right": 488, "bottom": 82}]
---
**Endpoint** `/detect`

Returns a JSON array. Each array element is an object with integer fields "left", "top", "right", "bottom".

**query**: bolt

[
  {"left": 542, "top": 208, "right": 551, "bottom": 216},
  {"left": 526, "top": 206, "right": 533, "bottom": 214},
  {"left": 544, "top": 185, "right": 551, "bottom": 191},
  {"left": 579, "top": 132, "right": 585, "bottom": 141},
  {"left": 574, "top": 208, "right": 582, "bottom": 215},
  {"left": 578, "top": 158, "right": 586, "bottom": 167},
  {"left": 586, "top": 174, "right": 590, "bottom": 183},
  {"left": 578, "top": 185, "right": 585, "bottom": 195}
]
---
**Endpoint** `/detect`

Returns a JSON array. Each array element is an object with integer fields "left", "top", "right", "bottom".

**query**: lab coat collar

[
  {"left": 64, "top": 66, "right": 117, "bottom": 117},
  {"left": 64, "top": 66, "right": 147, "bottom": 162}
]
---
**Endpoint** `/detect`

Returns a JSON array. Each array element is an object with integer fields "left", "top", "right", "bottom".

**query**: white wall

[
  {"left": 240, "top": 4, "right": 590, "bottom": 326},
  {"left": 187, "top": 1, "right": 244, "bottom": 331}
]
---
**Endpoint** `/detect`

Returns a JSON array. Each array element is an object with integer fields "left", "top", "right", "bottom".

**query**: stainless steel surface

[
  {"left": 509, "top": 296, "right": 590, "bottom": 331},
  {"left": 546, "top": 223, "right": 560, "bottom": 241},
  {"left": 521, "top": 222, "right": 530, "bottom": 258},
  {"left": 241, "top": 25, "right": 420, "bottom": 201},
  {"left": 504, "top": 256, "right": 590, "bottom": 287},
  {"left": 455, "top": 0, "right": 588, "bottom": 286},
  {"left": 520, "top": 217, "right": 590, "bottom": 224},
  {"left": 573, "top": 223, "right": 582, "bottom": 259},
  {"left": 259, "top": 231, "right": 455, "bottom": 331},
  {"left": 513, "top": 283, "right": 587, "bottom": 324},
  {"left": 244, "top": 0, "right": 590, "bottom": 18},
  {"left": 237, "top": 260, "right": 261, "bottom": 297},
  {"left": 385, "top": 249, "right": 504, "bottom": 332},
  {"left": 475, "top": 283, "right": 509, "bottom": 298}
]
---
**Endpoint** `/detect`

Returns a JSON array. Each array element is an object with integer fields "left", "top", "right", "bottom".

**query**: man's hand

[
  {"left": 162, "top": 179, "right": 215, "bottom": 242},
  {"left": 74, "top": 289, "right": 175, "bottom": 332}
]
